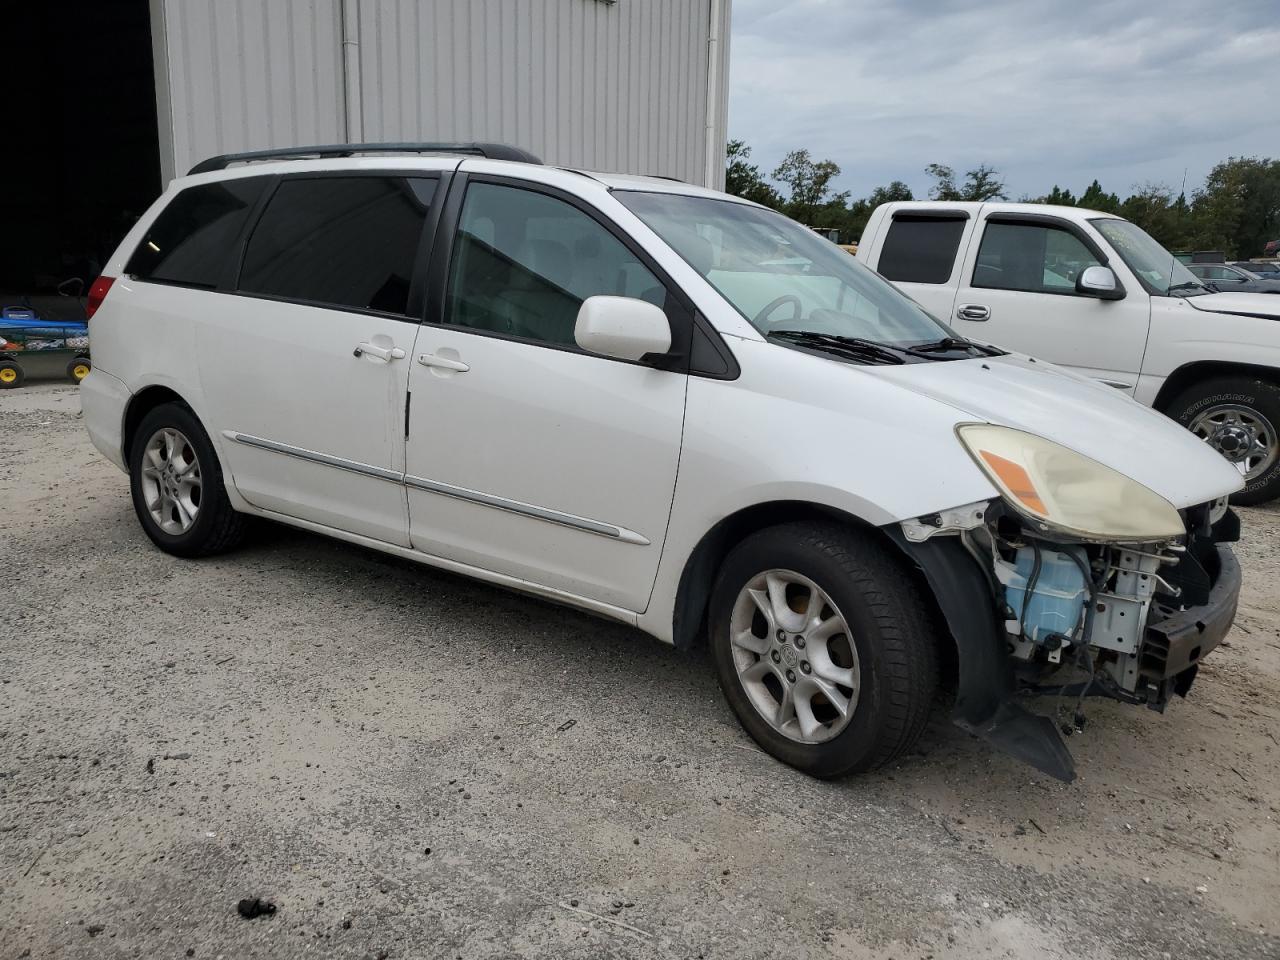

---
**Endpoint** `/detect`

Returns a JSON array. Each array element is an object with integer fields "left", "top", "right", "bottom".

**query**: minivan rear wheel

[
  {"left": 709, "top": 522, "right": 938, "bottom": 778},
  {"left": 129, "top": 403, "right": 248, "bottom": 557}
]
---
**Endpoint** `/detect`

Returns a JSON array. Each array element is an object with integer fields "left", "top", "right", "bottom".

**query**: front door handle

[
  {"left": 417, "top": 353, "right": 470, "bottom": 373},
  {"left": 956, "top": 304, "right": 991, "bottom": 322},
  {"left": 353, "top": 342, "right": 406, "bottom": 362}
]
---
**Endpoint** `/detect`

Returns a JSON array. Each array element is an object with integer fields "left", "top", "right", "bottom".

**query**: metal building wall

[{"left": 150, "top": 0, "right": 730, "bottom": 188}]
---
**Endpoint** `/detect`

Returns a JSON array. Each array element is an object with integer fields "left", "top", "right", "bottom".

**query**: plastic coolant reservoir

[{"left": 999, "top": 546, "right": 1089, "bottom": 644}]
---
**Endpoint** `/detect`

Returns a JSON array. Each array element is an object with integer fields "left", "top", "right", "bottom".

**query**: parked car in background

[
  {"left": 1186, "top": 262, "right": 1280, "bottom": 294},
  {"left": 858, "top": 201, "right": 1280, "bottom": 504},
  {"left": 1234, "top": 261, "right": 1280, "bottom": 278},
  {"left": 80, "top": 144, "right": 1243, "bottom": 784}
]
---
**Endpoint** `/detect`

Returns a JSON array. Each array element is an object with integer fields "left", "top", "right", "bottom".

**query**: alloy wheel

[
  {"left": 139, "top": 427, "right": 203, "bottom": 535},
  {"left": 728, "top": 569, "right": 860, "bottom": 744}
]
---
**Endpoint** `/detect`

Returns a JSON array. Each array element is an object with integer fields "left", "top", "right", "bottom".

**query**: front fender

[{"left": 885, "top": 529, "right": 1076, "bottom": 782}]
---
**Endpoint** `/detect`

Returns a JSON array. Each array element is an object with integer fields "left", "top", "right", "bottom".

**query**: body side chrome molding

[
  {"left": 222, "top": 431, "right": 650, "bottom": 545},
  {"left": 404, "top": 474, "right": 650, "bottom": 545},
  {"left": 223, "top": 431, "right": 403, "bottom": 482}
]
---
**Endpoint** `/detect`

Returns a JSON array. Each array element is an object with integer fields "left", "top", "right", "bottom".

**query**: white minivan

[{"left": 82, "top": 143, "right": 1244, "bottom": 782}]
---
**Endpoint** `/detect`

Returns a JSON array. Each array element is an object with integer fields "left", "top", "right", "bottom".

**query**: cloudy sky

[{"left": 727, "top": 0, "right": 1280, "bottom": 201}]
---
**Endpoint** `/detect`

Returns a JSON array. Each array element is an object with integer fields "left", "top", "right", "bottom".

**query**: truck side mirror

[{"left": 1076, "top": 265, "right": 1125, "bottom": 301}]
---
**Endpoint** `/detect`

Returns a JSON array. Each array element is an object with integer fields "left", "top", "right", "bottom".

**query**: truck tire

[
  {"left": 1166, "top": 377, "right": 1280, "bottom": 506},
  {"left": 128, "top": 402, "right": 249, "bottom": 557},
  {"left": 708, "top": 521, "right": 939, "bottom": 778}
]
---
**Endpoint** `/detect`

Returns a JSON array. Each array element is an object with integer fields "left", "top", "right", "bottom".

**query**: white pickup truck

[{"left": 857, "top": 201, "right": 1280, "bottom": 503}]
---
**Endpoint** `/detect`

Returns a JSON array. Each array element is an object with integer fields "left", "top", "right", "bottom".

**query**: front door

[
  {"left": 405, "top": 178, "right": 688, "bottom": 612},
  {"left": 196, "top": 172, "right": 442, "bottom": 545},
  {"left": 950, "top": 216, "right": 1151, "bottom": 391}
]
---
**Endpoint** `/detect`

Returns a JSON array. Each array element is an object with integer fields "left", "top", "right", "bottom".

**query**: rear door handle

[
  {"left": 956, "top": 304, "right": 990, "bottom": 321},
  {"left": 353, "top": 342, "right": 406, "bottom": 362},
  {"left": 417, "top": 353, "right": 470, "bottom": 373}
]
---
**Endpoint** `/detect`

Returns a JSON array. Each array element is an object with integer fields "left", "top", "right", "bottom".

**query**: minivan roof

[{"left": 175, "top": 151, "right": 748, "bottom": 205}]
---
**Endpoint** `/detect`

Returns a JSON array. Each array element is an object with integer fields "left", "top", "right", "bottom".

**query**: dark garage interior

[{"left": 1, "top": 0, "right": 160, "bottom": 322}]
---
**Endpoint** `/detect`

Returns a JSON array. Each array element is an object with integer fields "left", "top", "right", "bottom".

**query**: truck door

[
  {"left": 870, "top": 210, "right": 975, "bottom": 323},
  {"left": 950, "top": 214, "right": 1151, "bottom": 391}
]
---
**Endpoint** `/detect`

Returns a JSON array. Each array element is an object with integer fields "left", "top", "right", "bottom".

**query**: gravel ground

[{"left": 2, "top": 382, "right": 1278, "bottom": 960}]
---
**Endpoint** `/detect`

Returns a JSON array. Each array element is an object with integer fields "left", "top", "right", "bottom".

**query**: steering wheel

[{"left": 753, "top": 294, "right": 802, "bottom": 327}]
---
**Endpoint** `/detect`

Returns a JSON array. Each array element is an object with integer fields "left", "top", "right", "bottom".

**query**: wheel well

[
  {"left": 122, "top": 386, "right": 188, "bottom": 461},
  {"left": 1153, "top": 361, "right": 1280, "bottom": 412},
  {"left": 669, "top": 499, "right": 949, "bottom": 658}
]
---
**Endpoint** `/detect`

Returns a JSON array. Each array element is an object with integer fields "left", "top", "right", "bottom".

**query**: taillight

[{"left": 86, "top": 275, "right": 115, "bottom": 320}]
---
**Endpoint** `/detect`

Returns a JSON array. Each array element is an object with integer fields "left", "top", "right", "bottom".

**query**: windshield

[
  {"left": 615, "top": 191, "right": 952, "bottom": 346},
  {"left": 1091, "top": 218, "right": 1206, "bottom": 297}
]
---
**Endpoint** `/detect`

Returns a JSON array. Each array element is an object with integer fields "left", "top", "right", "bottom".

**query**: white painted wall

[{"left": 149, "top": 0, "right": 731, "bottom": 188}]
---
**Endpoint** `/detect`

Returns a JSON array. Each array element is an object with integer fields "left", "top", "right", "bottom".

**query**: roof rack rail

[{"left": 188, "top": 141, "right": 542, "bottom": 176}]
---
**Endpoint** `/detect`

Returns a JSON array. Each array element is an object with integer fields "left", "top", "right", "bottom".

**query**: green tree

[
  {"left": 724, "top": 139, "right": 781, "bottom": 206},
  {"left": 1037, "top": 185, "right": 1077, "bottom": 206},
  {"left": 1191, "top": 157, "right": 1280, "bottom": 258},
  {"left": 771, "top": 149, "right": 848, "bottom": 221},
  {"left": 1119, "top": 184, "right": 1195, "bottom": 252},
  {"left": 1078, "top": 180, "right": 1121, "bottom": 214},
  {"left": 926, "top": 163, "right": 1006, "bottom": 201}
]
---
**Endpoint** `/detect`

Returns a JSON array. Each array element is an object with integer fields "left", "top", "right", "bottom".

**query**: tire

[
  {"left": 66, "top": 357, "right": 91, "bottom": 382},
  {"left": 1166, "top": 377, "right": 1280, "bottom": 506},
  {"left": 128, "top": 402, "right": 248, "bottom": 557},
  {"left": 0, "top": 360, "right": 24, "bottom": 389},
  {"left": 708, "top": 521, "right": 939, "bottom": 778}
]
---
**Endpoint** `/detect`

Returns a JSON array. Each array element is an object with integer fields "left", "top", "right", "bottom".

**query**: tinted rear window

[
  {"left": 126, "top": 178, "right": 266, "bottom": 288},
  {"left": 238, "top": 176, "right": 436, "bottom": 316},
  {"left": 877, "top": 216, "right": 966, "bottom": 284}
]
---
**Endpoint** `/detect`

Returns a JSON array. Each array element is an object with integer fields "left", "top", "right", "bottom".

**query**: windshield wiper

[
  {"left": 766, "top": 330, "right": 906, "bottom": 365},
  {"left": 1167, "top": 281, "right": 1206, "bottom": 295},
  {"left": 903, "top": 336, "right": 1005, "bottom": 359}
]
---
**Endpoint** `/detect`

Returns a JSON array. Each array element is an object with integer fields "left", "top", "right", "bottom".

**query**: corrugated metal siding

[
  {"left": 155, "top": 0, "right": 347, "bottom": 181},
  {"left": 154, "top": 0, "right": 725, "bottom": 187},
  {"left": 354, "top": 0, "right": 717, "bottom": 183}
]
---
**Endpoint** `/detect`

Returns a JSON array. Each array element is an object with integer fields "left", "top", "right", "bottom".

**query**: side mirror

[
  {"left": 1076, "top": 265, "right": 1124, "bottom": 300},
  {"left": 575, "top": 295, "right": 672, "bottom": 362}
]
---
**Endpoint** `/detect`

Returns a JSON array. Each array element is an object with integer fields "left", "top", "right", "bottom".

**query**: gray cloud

[{"left": 727, "top": 0, "right": 1280, "bottom": 200}]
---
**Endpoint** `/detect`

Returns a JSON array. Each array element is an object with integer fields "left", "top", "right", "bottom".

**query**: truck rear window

[
  {"left": 126, "top": 178, "right": 267, "bottom": 289},
  {"left": 878, "top": 216, "right": 966, "bottom": 284}
]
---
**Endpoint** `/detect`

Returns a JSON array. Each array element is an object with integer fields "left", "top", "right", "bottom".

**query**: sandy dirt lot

[{"left": 1, "top": 382, "right": 1278, "bottom": 959}]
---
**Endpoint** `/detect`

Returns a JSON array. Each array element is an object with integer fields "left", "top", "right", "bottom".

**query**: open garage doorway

[{"left": 1, "top": 0, "right": 160, "bottom": 325}]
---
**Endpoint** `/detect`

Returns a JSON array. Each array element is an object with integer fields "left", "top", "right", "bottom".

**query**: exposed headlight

[{"left": 957, "top": 424, "right": 1184, "bottom": 542}]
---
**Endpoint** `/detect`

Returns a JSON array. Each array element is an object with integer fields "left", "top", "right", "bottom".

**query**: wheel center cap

[
  {"left": 780, "top": 644, "right": 799, "bottom": 667},
  {"left": 1211, "top": 424, "right": 1252, "bottom": 459}
]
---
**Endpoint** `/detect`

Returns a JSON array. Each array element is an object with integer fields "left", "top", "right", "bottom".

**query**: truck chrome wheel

[
  {"left": 1190, "top": 403, "right": 1278, "bottom": 481},
  {"left": 729, "top": 569, "right": 860, "bottom": 744},
  {"left": 139, "top": 427, "right": 203, "bottom": 534}
]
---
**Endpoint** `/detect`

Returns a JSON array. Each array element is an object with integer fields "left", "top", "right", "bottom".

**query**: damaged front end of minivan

[{"left": 889, "top": 424, "right": 1243, "bottom": 782}]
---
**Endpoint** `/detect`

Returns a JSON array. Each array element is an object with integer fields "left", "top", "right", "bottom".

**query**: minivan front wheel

[
  {"left": 709, "top": 522, "right": 938, "bottom": 778},
  {"left": 129, "top": 403, "right": 247, "bottom": 557}
]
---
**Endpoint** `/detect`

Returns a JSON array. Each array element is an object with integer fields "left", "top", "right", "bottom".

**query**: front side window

[
  {"left": 127, "top": 178, "right": 267, "bottom": 288},
  {"left": 239, "top": 176, "right": 436, "bottom": 315},
  {"left": 445, "top": 183, "right": 665, "bottom": 347},
  {"left": 1091, "top": 218, "right": 1206, "bottom": 297},
  {"left": 972, "top": 221, "right": 1102, "bottom": 295},
  {"left": 615, "top": 191, "right": 951, "bottom": 346},
  {"left": 877, "top": 216, "right": 967, "bottom": 284}
]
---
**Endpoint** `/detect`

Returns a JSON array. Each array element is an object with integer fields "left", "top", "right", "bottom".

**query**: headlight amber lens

[{"left": 958, "top": 424, "right": 1184, "bottom": 542}]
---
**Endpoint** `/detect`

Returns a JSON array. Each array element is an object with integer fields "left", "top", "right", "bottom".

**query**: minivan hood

[
  {"left": 866, "top": 353, "right": 1243, "bottom": 509},
  {"left": 1186, "top": 291, "right": 1280, "bottom": 319}
]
